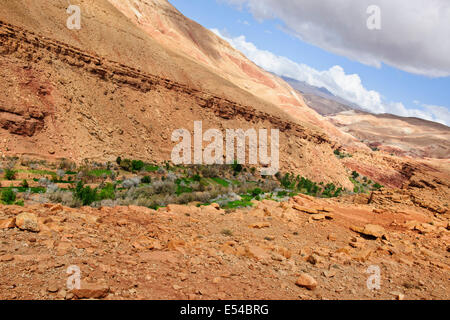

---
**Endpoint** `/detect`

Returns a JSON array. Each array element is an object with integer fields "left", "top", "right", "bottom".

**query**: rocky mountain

[
  {"left": 282, "top": 76, "right": 450, "bottom": 159},
  {"left": 328, "top": 110, "right": 450, "bottom": 159},
  {"left": 0, "top": 0, "right": 449, "bottom": 302},
  {"left": 281, "top": 76, "right": 361, "bottom": 115}
]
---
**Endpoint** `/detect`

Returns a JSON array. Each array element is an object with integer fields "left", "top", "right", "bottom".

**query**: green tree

[{"left": 1, "top": 189, "right": 16, "bottom": 205}]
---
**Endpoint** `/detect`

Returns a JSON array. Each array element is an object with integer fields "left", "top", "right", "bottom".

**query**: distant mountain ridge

[{"left": 279, "top": 75, "right": 364, "bottom": 115}]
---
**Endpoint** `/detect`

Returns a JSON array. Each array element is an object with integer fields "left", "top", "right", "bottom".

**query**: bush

[
  {"left": 249, "top": 188, "right": 263, "bottom": 197},
  {"left": 141, "top": 176, "right": 151, "bottom": 184},
  {"left": 98, "top": 183, "right": 116, "bottom": 200},
  {"left": 122, "top": 177, "right": 141, "bottom": 189},
  {"left": 1, "top": 189, "right": 16, "bottom": 205},
  {"left": 231, "top": 160, "right": 243, "bottom": 175},
  {"left": 20, "top": 179, "right": 29, "bottom": 188},
  {"left": 373, "top": 183, "right": 383, "bottom": 190},
  {"left": 74, "top": 181, "right": 98, "bottom": 206},
  {"left": 119, "top": 159, "right": 132, "bottom": 172},
  {"left": 56, "top": 169, "right": 66, "bottom": 180},
  {"left": 280, "top": 173, "right": 294, "bottom": 189},
  {"left": 4, "top": 169, "right": 16, "bottom": 180},
  {"left": 351, "top": 171, "right": 360, "bottom": 179},
  {"left": 131, "top": 160, "right": 145, "bottom": 171}
]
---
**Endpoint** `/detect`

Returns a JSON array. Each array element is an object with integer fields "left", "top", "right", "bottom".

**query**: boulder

[
  {"left": 351, "top": 224, "right": 387, "bottom": 239},
  {"left": 295, "top": 273, "right": 317, "bottom": 290},
  {"left": 15, "top": 212, "right": 40, "bottom": 232}
]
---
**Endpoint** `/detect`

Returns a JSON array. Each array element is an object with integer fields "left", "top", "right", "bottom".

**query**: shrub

[
  {"left": 131, "top": 160, "right": 145, "bottom": 171},
  {"left": 4, "top": 169, "right": 16, "bottom": 180},
  {"left": 39, "top": 177, "right": 51, "bottom": 187},
  {"left": 231, "top": 160, "right": 243, "bottom": 175},
  {"left": 98, "top": 183, "right": 116, "bottom": 200},
  {"left": 351, "top": 171, "right": 360, "bottom": 179},
  {"left": 141, "top": 176, "right": 151, "bottom": 184},
  {"left": 221, "top": 229, "right": 233, "bottom": 236},
  {"left": 373, "top": 183, "right": 383, "bottom": 190},
  {"left": 1, "top": 189, "right": 16, "bottom": 205},
  {"left": 119, "top": 159, "right": 132, "bottom": 171},
  {"left": 74, "top": 181, "right": 97, "bottom": 206},
  {"left": 20, "top": 179, "right": 29, "bottom": 188},
  {"left": 249, "top": 188, "right": 263, "bottom": 197},
  {"left": 116, "top": 156, "right": 122, "bottom": 165},
  {"left": 122, "top": 177, "right": 141, "bottom": 189},
  {"left": 152, "top": 180, "right": 177, "bottom": 194},
  {"left": 56, "top": 169, "right": 65, "bottom": 180},
  {"left": 280, "top": 173, "right": 294, "bottom": 189}
]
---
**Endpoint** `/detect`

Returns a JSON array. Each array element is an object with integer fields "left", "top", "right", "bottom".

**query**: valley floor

[{"left": 0, "top": 193, "right": 448, "bottom": 300}]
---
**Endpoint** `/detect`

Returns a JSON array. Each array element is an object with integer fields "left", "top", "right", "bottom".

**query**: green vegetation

[
  {"left": 1, "top": 188, "right": 16, "bottom": 205},
  {"left": 349, "top": 171, "right": 383, "bottom": 193},
  {"left": 20, "top": 179, "right": 29, "bottom": 188},
  {"left": 145, "top": 165, "right": 159, "bottom": 172},
  {"left": 141, "top": 176, "right": 151, "bottom": 184},
  {"left": 74, "top": 181, "right": 98, "bottom": 206},
  {"left": 231, "top": 160, "right": 243, "bottom": 175},
  {"left": 1, "top": 156, "right": 384, "bottom": 209},
  {"left": 89, "top": 169, "right": 112, "bottom": 177},
  {"left": 131, "top": 160, "right": 145, "bottom": 171},
  {"left": 4, "top": 169, "right": 16, "bottom": 180},
  {"left": 18, "top": 169, "right": 56, "bottom": 177},
  {"left": 334, "top": 149, "right": 353, "bottom": 159},
  {"left": 210, "top": 177, "right": 230, "bottom": 187}
]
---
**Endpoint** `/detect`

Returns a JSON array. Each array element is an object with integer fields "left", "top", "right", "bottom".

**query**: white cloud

[
  {"left": 211, "top": 29, "right": 450, "bottom": 126},
  {"left": 224, "top": 0, "right": 450, "bottom": 78}
]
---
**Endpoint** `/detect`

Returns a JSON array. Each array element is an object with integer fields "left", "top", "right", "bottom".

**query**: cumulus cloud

[
  {"left": 223, "top": 0, "right": 450, "bottom": 78},
  {"left": 211, "top": 29, "right": 450, "bottom": 126}
]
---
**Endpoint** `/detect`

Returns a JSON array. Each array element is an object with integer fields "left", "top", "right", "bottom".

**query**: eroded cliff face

[
  {"left": 0, "top": 19, "right": 355, "bottom": 188},
  {"left": 107, "top": 0, "right": 362, "bottom": 147}
]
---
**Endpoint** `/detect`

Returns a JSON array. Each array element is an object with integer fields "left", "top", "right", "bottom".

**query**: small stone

[
  {"left": 327, "top": 234, "right": 337, "bottom": 241},
  {"left": 0, "top": 218, "right": 15, "bottom": 229},
  {"left": 249, "top": 222, "right": 271, "bottom": 229},
  {"left": 71, "top": 283, "right": 109, "bottom": 299},
  {"left": 178, "top": 273, "right": 188, "bottom": 281},
  {"left": 295, "top": 273, "right": 317, "bottom": 290},
  {"left": 306, "top": 255, "right": 318, "bottom": 265},
  {"left": 0, "top": 254, "right": 14, "bottom": 262},
  {"left": 391, "top": 291, "right": 405, "bottom": 300},
  {"left": 57, "top": 289, "right": 67, "bottom": 299},
  {"left": 48, "top": 282, "right": 59, "bottom": 293},
  {"left": 322, "top": 270, "right": 336, "bottom": 278}
]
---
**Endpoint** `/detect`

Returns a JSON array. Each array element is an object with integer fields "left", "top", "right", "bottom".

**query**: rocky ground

[{"left": 1, "top": 191, "right": 448, "bottom": 300}]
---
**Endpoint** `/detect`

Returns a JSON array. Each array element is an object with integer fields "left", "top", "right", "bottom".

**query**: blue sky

[{"left": 169, "top": 0, "right": 450, "bottom": 126}]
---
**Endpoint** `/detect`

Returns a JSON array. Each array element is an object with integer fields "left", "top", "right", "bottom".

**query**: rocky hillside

[
  {"left": 328, "top": 111, "right": 450, "bottom": 159},
  {"left": 0, "top": 0, "right": 378, "bottom": 188},
  {"left": 0, "top": 187, "right": 448, "bottom": 300}
]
